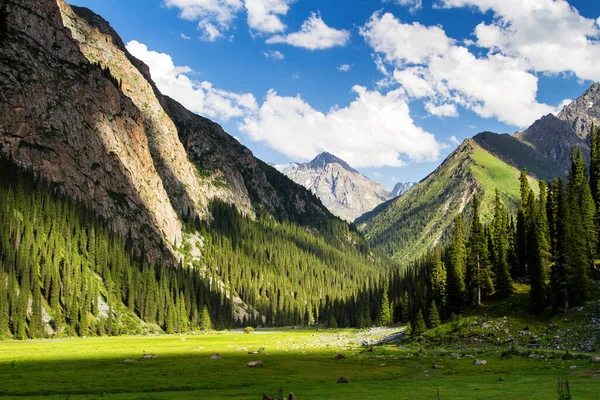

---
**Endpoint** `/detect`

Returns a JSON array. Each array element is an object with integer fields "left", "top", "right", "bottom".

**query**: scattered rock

[
  {"left": 210, "top": 354, "right": 222, "bottom": 360},
  {"left": 263, "top": 395, "right": 272, "bottom": 400},
  {"left": 288, "top": 393, "right": 296, "bottom": 400},
  {"left": 379, "top": 363, "right": 386, "bottom": 367},
  {"left": 529, "top": 354, "right": 541, "bottom": 359},
  {"left": 248, "top": 361, "right": 264, "bottom": 368},
  {"left": 369, "top": 345, "right": 375, "bottom": 352},
  {"left": 464, "top": 355, "right": 475, "bottom": 359},
  {"left": 591, "top": 356, "right": 600, "bottom": 363},
  {"left": 248, "top": 350, "right": 260, "bottom": 354},
  {"left": 142, "top": 353, "right": 157, "bottom": 359},
  {"left": 333, "top": 353, "right": 347, "bottom": 360},
  {"left": 181, "top": 338, "right": 186, "bottom": 341},
  {"left": 569, "top": 365, "right": 578, "bottom": 369},
  {"left": 238, "top": 347, "right": 248, "bottom": 352},
  {"left": 337, "top": 376, "right": 349, "bottom": 384},
  {"left": 432, "top": 364, "right": 444, "bottom": 369},
  {"left": 121, "top": 359, "right": 136, "bottom": 363},
  {"left": 450, "top": 353, "right": 461, "bottom": 359},
  {"left": 473, "top": 360, "right": 487, "bottom": 365}
]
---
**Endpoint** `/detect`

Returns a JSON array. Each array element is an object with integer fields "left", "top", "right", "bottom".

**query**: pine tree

[
  {"left": 446, "top": 215, "right": 466, "bottom": 312},
  {"left": 466, "top": 197, "right": 494, "bottom": 306},
  {"left": 527, "top": 191, "right": 547, "bottom": 313},
  {"left": 515, "top": 169, "right": 530, "bottom": 278},
  {"left": 199, "top": 305, "right": 212, "bottom": 331},
  {"left": 412, "top": 309, "right": 427, "bottom": 336},
  {"left": 427, "top": 301, "right": 440, "bottom": 329},
  {"left": 379, "top": 285, "right": 393, "bottom": 326},
  {"left": 429, "top": 246, "right": 446, "bottom": 309},
  {"left": 491, "top": 189, "right": 513, "bottom": 298},
  {"left": 401, "top": 291, "right": 410, "bottom": 323},
  {"left": 0, "top": 273, "right": 8, "bottom": 336}
]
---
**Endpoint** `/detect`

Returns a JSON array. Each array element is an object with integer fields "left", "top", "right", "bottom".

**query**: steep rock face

[
  {"left": 0, "top": 0, "right": 332, "bottom": 262},
  {"left": 475, "top": 114, "right": 589, "bottom": 181},
  {"left": 281, "top": 152, "right": 392, "bottom": 222},
  {"left": 558, "top": 82, "right": 600, "bottom": 139},
  {"left": 0, "top": 0, "right": 181, "bottom": 260},
  {"left": 391, "top": 182, "right": 416, "bottom": 197}
]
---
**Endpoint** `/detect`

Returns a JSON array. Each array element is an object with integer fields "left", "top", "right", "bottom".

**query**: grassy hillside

[{"left": 358, "top": 140, "right": 538, "bottom": 263}]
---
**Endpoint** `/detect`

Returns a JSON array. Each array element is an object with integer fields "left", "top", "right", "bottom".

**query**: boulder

[
  {"left": 121, "top": 359, "right": 136, "bottom": 363},
  {"left": 248, "top": 361, "right": 264, "bottom": 368},
  {"left": 333, "top": 353, "right": 347, "bottom": 360},
  {"left": 288, "top": 393, "right": 296, "bottom": 400},
  {"left": 142, "top": 353, "right": 157, "bottom": 359},
  {"left": 432, "top": 364, "right": 444, "bottom": 369},
  {"left": 337, "top": 376, "right": 349, "bottom": 384},
  {"left": 473, "top": 359, "right": 487, "bottom": 365},
  {"left": 210, "top": 354, "right": 222, "bottom": 360},
  {"left": 591, "top": 356, "right": 600, "bottom": 363}
]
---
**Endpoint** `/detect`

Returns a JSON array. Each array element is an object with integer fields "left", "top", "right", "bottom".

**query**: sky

[{"left": 70, "top": 0, "right": 600, "bottom": 188}]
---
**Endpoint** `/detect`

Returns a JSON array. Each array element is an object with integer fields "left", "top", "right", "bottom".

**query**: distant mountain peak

[{"left": 309, "top": 152, "right": 358, "bottom": 174}]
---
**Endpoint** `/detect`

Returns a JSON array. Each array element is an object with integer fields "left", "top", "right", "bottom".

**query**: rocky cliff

[
  {"left": 279, "top": 152, "right": 394, "bottom": 222},
  {"left": 0, "top": 0, "right": 331, "bottom": 262}
]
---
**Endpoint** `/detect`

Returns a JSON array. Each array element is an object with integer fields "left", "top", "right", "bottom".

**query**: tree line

[{"left": 382, "top": 126, "right": 600, "bottom": 334}]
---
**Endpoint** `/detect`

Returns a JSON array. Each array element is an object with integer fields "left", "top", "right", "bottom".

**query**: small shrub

[
  {"left": 244, "top": 326, "right": 255, "bottom": 334},
  {"left": 557, "top": 379, "right": 571, "bottom": 400}
]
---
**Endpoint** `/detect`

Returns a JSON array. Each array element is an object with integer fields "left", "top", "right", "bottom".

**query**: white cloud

[
  {"left": 263, "top": 49, "right": 285, "bottom": 60},
  {"left": 360, "top": 12, "right": 563, "bottom": 127},
  {"left": 180, "top": 33, "right": 191, "bottom": 40},
  {"left": 385, "top": 0, "right": 423, "bottom": 13},
  {"left": 240, "top": 86, "right": 442, "bottom": 168},
  {"left": 245, "top": 0, "right": 291, "bottom": 34},
  {"left": 438, "top": 0, "right": 600, "bottom": 82},
  {"left": 374, "top": 172, "right": 383, "bottom": 178},
  {"left": 292, "top": 73, "right": 300, "bottom": 79},
  {"left": 266, "top": 13, "right": 351, "bottom": 50},
  {"left": 338, "top": 64, "right": 351, "bottom": 72},
  {"left": 425, "top": 102, "right": 458, "bottom": 117},
  {"left": 448, "top": 135, "right": 461, "bottom": 146},
  {"left": 164, "top": 0, "right": 243, "bottom": 41},
  {"left": 127, "top": 40, "right": 257, "bottom": 120}
]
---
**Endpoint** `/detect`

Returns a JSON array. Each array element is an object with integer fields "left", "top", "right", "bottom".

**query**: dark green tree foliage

[
  {"left": 446, "top": 215, "right": 466, "bottom": 313},
  {"left": 0, "top": 158, "right": 231, "bottom": 338},
  {"left": 429, "top": 246, "right": 446, "bottom": 308},
  {"left": 412, "top": 309, "right": 427, "bottom": 336},
  {"left": 491, "top": 189, "right": 513, "bottom": 298},
  {"left": 379, "top": 284, "right": 393, "bottom": 326},
  {"left": 515, "top": 169, "right": 530, "bottom": 278},
  {"left": 527, "top": 190, "right": 547, "bottom": 313},
  {"left": 466, "top": 197, "right": 494, "bottom": 306},
  {"left": 427, "top": 301, "right": 440, "bottom": 329}
]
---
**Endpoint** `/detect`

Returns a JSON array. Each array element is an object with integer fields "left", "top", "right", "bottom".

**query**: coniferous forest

[{"left": 389, "top": 127, "right": 600, "bottom": 334}]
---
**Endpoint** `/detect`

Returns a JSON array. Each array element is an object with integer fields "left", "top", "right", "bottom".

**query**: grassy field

[{"left": 1, "top": 328, "right": 599, "bottom": 399}]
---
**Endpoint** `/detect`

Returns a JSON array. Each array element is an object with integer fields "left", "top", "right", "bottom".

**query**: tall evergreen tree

[
  {"left": 446, "top": 215, "right": 466, "bottom": 312},
  {"left": 466, "top": 197, "right": 494, "bottom": 306},
  {"left": 491, "top": 189, "right": 513, "bottom": 298},
  {"left": 429, "top": 246, "right": 446, "bottom": 309},
  {"left": 379, "top": 285, "right": 393, "bottom": 326},
  {"left": 515, "top": 169, "right": 530, "bottom": 278},
  {"left": 527, "top": 191, "right": 547, "bottom": 313}
]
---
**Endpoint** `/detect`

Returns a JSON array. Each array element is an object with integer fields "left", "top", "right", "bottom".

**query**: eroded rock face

[
  {"left": 279, "top": 152, "right": 394, "bottom": 222},
  {"left": 558, "top": 83, "right": 600, "bottom": 140},
  {"left": 0, "top": 0, "right": 180, "bottom": 260},
  {"left": 1, "top": 0, "right": 332, "bottom": 262}
]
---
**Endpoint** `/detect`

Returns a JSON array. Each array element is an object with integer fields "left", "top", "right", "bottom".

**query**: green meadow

[{"left": 1, "top": 329, "right": 599, "bottom": 399}]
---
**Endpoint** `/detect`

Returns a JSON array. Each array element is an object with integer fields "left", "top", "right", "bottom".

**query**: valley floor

[{"left": 1, "top": 328, "right": 599, "bottom": 399}]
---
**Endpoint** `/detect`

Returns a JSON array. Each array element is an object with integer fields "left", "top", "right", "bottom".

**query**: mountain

[
  {"left": 357, "top": 139, "right": 539, "bottom": 263},
  {"left": 0, "top": 0, "right": 392, "bottom": 337},
  {"left": 278, "top": 152, "right": 394, "bottom": 221},
  {"left": 391, "top": 182, "right": 416, "bottom": 197},
  {"left": 358, "top": 84, "right": 600, "bottom": 263}
]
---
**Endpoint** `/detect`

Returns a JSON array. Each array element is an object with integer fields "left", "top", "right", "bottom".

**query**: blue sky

[{"left": 70, "top": 0, "right": 600, "bottom": 188}]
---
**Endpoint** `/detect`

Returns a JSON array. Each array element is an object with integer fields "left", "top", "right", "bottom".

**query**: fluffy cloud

[
  {"left": 338, "top": 64, "right": 351, "bottom": 72},
  {"left": 266, "top": 13, "right": 350, "bottom": 50},
  {"left": 245, "top": 0, "right": 291, "bottom": 34},
  {"left": 240, "top": 86, "right": 442, "bottom": 168},
  {"left": 127, "top": 40, "right": 257, "bottom": 120},
  {"left": 386, "top": 0, "right": 423, "bottom": 13},
  {"left": 360, "top": 12, "right": 562, "bottom": 127},
  {"left": 263, "top": 49, "right": 285, "bottom": 60},
  {"left": 425, "top": 102, "right": 458, "bottom": 117},
  {"left": 164, "top": 0, "right": 243, "bottom": 41},
  {"left": 438, "top": 0, "right": 600, "bottom": 81}
]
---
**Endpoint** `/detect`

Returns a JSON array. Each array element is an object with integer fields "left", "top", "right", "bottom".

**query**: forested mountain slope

[
  {"left": 0, "top": 0, "right": 395, "bottom": 338},
  {"left": 357, "top": 140, "right": 538, "bottom": 263},
  {"left": 358, "top": 84, "right": 600, "bottom": 264}
]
